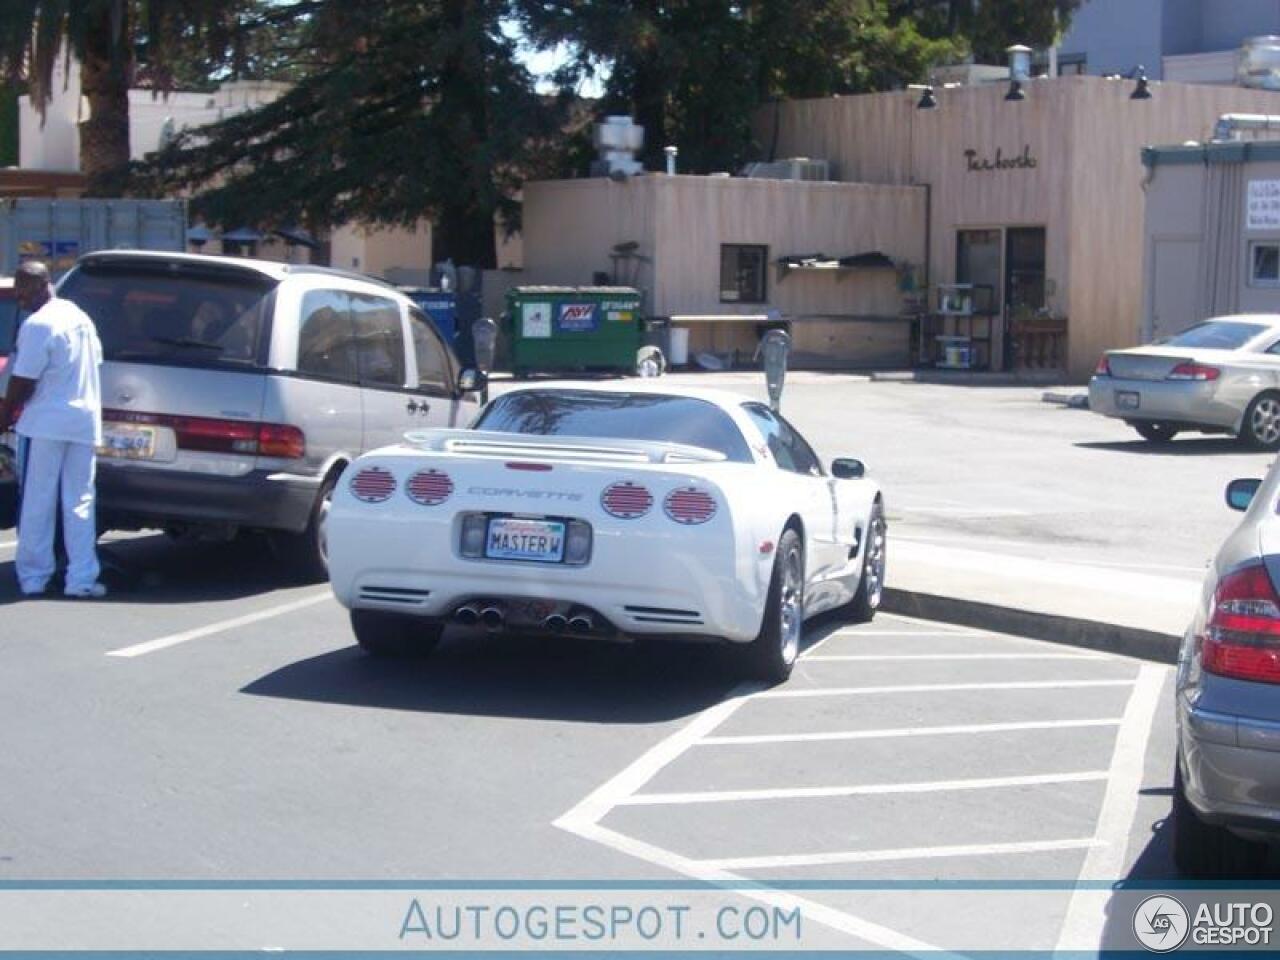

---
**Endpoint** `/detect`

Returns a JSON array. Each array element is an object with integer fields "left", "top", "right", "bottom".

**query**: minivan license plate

[
  {"left": 485, "top": 518, "right": 566, "bottom": 563},
  {"left": 98, "top": 423, "right": 156, "bottom": 459},
  {"left": 1115, "top": 390, "right": 1140, "bottom": 411}
]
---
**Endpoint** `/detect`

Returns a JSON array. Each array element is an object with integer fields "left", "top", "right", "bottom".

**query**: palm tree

[{"left": 1, "top": 1, "right": 248, "bottom": 195}]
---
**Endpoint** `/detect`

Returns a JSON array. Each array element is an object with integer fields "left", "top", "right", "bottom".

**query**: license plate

[
  {"left": 98, "top": 423, "right": 157, "bottom": 459},
  {"left": 485, "top": 517, "right": 566, "bottom": 563},
  {"left": 1115, "top": 390, "right": 1140, "bottom": 411}
]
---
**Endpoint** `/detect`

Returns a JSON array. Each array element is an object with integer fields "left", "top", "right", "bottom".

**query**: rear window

[
  {"left": 474, "top": 390, "right": 752, "bottom": 462},
  {"left": 1164, "top": 321, "right": 1267, "bottom": 351},
  {"left": 59, "top": 261, "right": 276, "bottom": 369}
]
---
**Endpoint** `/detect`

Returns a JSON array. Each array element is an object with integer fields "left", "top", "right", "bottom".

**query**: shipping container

[{"left": 0, "top": 197, "right": 187, "bottom": 277}]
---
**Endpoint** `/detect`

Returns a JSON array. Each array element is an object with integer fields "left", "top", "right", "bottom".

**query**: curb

[{"left": 881, "top": 587, "right": 1180, "bottom": 664}]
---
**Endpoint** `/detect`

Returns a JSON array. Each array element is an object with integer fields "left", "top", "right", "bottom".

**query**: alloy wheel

[
  {"left": 778, "top": 545, "right": 803, "bottom": 665},
  {"left": 1252, "top": 397, "right": 1280, "bottom": 446}
]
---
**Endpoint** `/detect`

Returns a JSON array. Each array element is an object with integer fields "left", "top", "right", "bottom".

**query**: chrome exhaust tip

[
  {"left": 544, "top": 614, "right": 568, "bottom": 633},
  {"left": 568, "top": 614, "right": 594, "bottom": 633},
  {"left": 455, "top": 604, "right": 480, "bottom": 625},
  {"left": 480, "top": 605, "right": 505, "bottom": 630}
]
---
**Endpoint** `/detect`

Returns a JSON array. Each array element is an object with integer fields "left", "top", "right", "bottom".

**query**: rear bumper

[
  {"left": 1178, "top": 697, "right": 1280, "bottom": 841},
  {"left": 1088, "top": 376, "right": 1238, "bottom": 431},
  {"left": 327, "top": 511, "right": 768, "bottom": 643},
  {"left": 97, "top": 463, "right": 321, "bottom": 534}
]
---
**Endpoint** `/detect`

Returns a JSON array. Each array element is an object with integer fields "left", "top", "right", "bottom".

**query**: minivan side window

[
  {"left": 351, "top": 293, "right": 407, "bottom": 388},
  {"left": 297, "top": 289, "right": 358, "bottom": 382},
  {"left": 409, "top": 308, "right": 454, "bottom": 394},
  {"left": 742, "top": 403, "right": 823, "bottom": 476}
]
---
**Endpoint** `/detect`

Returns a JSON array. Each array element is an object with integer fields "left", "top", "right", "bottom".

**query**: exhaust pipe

[
  {"left": 544, "top": 614, "right": 568, "bottom": 633},
  {"left": 455, "top": 604, "right": 480, "bottom": 625},
  {"left": 480, "top": 605, "right": 505, "bottom": 630},
  {"left": 568, "top": 613, "right": 595, "bottom": 634}
]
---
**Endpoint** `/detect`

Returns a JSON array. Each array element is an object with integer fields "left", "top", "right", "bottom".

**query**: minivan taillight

[
  {"left": 102, "top": 410, "right": 306, "bottom": 459},
  {"left": 1202, "top": 562, "right": 1280, "bottom": 684}
]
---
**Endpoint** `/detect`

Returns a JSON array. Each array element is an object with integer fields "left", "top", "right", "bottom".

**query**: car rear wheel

[
  {"left": 351, "top": 610, "right": 443, "bottom": 658},
  {"left": 847, "top": 499, "right": 886, "bottom": 623},
  {"left": 274, "top": 476, "right": 335, "bottom": 582},
  {"left": 1241, "top": 392, "right": 1280, "bottom": 450},
  {"left": 1172, "top": 764, "right": 1268, "bottom": 878},
  {"left": 1133, "top": 421, "right": 1178, "bottom": 443},
  {"left": 741, "top": 528, "right": 803, "bottom": 683}
]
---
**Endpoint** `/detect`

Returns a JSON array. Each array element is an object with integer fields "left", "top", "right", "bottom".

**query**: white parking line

[
  {"left": 106, "top": 592, "right": 332, "bottom": 658},
  {"left": 756, "top": 679, "right": 1136, "bottom": 699},
  {"left": 698, "top": 837, "right": 1103, "bottom": 871},
  {"left": 802, "top": 652, "right": 1108, "bottom": 661},
  {"left": 697, "top": 718, "right": 1122, "bottom": 746},
  {"left": 1056, "top": 663, "right": 1170, "bottom": 951},
  {"left": 0, "top": 539, "right": 15, "bottom": 550},
  {"left": 554, "top": 682, "right": 946, "bottom": 953},
  {"left": 617, "top": 770, "right": 1111, "bottom": 806}
]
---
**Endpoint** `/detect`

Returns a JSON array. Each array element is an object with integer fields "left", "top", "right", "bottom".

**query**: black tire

[
  {"left": 1134, "top": 421, "right": 1178, "bottom": 443},
  {"left": 274, "top": 476, "right": 336, "bottom": 582},
  {"left": 351, "top": 610, "right": 443, "bottom": 658},
  {"left": 847, "top": 498, "right": 886, "bottom": 623},
  {"left": 741, "top": 527, "right": 804, "bottom": 683},
  {"left": 1172, "top": 763, "right": 1268, "bottom": 878},
  {"left": 1240, "top": 392, "right": 1280, "bottom": 450}
]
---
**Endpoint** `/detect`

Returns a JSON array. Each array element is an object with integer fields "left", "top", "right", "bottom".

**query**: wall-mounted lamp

[
  {"left": 917, "top": 86, "right": 937, "bottom": 110},
  {"left": 1130, "top": 65, "right": 1152, "bottom": 99},
  {"left": 1005, "top": 80, "right": 1025, "bottom": 102},
  {"left": 1005, "top": 43, "right": 1031, "bottom": 102}
]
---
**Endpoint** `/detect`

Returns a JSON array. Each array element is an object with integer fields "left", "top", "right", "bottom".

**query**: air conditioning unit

[{"left": 742, "top": 158, "right": 832, "bottom": 182}]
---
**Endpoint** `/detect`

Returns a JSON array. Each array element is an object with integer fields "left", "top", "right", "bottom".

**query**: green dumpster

[{"left": 507, "top": 286, "right": 644, "bottom": 377}]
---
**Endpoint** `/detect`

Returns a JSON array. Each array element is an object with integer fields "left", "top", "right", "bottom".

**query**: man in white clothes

[{"left": 0, "top": 261, "right": 106, "bottom": 598}]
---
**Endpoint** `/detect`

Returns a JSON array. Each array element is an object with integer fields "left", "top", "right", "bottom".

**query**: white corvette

[{"left": 327, "top": 382, "right": 886, "bottom": 681}]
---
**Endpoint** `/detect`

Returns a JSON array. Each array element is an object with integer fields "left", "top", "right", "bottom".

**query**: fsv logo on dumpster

[{"left": 558, "top": 304, "right": 598, "bottom": 332}]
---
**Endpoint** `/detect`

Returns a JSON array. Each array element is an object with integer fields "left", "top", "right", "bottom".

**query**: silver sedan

[
  {"left": 1174, "top": 469, "right": 1280, "bottom": 876},
  {"left": 1089, "top": 315, "right": 1280, "bottom": 448}
]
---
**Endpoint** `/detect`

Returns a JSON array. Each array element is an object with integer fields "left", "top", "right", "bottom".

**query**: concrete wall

[
  {"left": 328, "top": 221, "right": 433, "bottom": 278},
  {"left": 1201, "top": 0, "right": 1280, "bottom": 52}
]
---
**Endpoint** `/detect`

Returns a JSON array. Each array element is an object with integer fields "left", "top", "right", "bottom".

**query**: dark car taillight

[
  {"left": 1202, "top": 562, "right": 1280, "bottom": 684},
  {"left": 1094, "top": 355, "right": 1111, "bottom": 377}
]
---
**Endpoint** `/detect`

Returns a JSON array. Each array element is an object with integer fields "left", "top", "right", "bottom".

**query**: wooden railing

[{"left": 1010, "top": 318, "right": 1068, "bottom": 371}]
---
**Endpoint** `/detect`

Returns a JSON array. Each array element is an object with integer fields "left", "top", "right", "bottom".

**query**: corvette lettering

[{"left": 467, "top": 486, "right": 583, "bottom": 501}]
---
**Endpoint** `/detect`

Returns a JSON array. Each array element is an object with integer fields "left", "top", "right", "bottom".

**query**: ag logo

[{"left": 1133, "top": 895, "right": 1190, "bottom": 952}]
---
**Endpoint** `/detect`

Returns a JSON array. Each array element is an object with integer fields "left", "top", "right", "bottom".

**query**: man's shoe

[
  {"left": 64, "top": 582, "right": 107, "bottom": 599},
  {"left": 20, "top": 582, "right": 49, "bottom": 598}
]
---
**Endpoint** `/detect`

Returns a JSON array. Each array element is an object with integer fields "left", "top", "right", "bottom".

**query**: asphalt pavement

[{"left": 1, "top": 372, "right": 1272, "bottom": 951}]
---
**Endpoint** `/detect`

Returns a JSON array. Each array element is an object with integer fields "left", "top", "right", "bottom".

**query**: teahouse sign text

[{"left": 964, "top": 146, "right": 1037, "bottom": 172}]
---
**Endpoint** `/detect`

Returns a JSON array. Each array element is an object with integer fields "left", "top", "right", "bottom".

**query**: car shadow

[
  {"left": 240, "top": 615, "right": 844, "bottom": 725},
  {"left": 0, "top": 532, "right": 311, "bottom": 606},
  {"left": 1093, "top": 787, "right": 1280, "bottom": 951},
  {"left": 1074, "top": 438, "right": 1263, "bottom": 457}
]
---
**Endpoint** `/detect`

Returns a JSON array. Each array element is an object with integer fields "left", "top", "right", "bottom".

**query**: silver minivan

[{"left": 57, "top": 251, "right": 484, "bottom": 578}]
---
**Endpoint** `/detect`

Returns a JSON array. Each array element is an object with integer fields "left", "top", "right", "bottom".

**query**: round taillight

[
  {"left": 350, "top": 467, "right": 396, "bottom": 503},
  {"left": 406, "top": 469, "right": 454, "bottom": 506},
  {"left": 601, "top": 481, "right": 653, "bottom": 518},
  {"left": 664, "top": 487, "right": 717, "bottom": 525}
]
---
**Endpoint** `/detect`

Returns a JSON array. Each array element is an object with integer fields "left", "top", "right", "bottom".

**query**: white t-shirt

[{"left": 12, "top": 297, "right": 103, "bottom": 446}]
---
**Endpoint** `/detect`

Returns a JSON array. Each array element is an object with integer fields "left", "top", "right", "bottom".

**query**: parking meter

[
  {"left": 471, "top": 317, "right": 499, "bottom": 403},
  {"left": 758, "top": 329, "right": 791, "bottom": 412}
]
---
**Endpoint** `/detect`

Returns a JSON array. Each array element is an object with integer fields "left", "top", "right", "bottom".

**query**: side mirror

[
  {"left": 457, "top": 368, "right": 487, "bottom": 395},
  {"left": 1226, "top": 478, "right": 1262, "bottom": 512},
  {"left": 831, "top": 458, "right": 865, "bottom": 480}
]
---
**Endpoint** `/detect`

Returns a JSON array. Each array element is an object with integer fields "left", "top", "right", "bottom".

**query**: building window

[
  {"left": 720, "top": 244, "right": 768, "bottom": 303},
  {"left": 1251, "top": 242, "right": 1280, "bottom": 286}
]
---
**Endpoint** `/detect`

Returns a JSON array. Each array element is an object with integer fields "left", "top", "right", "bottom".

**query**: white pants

[{"left": 16, "top": 437, "right": 100, "bottom": 592}]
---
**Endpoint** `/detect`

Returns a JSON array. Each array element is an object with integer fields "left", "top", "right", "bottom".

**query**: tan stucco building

[{"left": 519, "top": 75, "right": 1280, "bottom": 378}]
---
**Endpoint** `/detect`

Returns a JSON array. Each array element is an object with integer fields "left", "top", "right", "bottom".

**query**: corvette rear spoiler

[{"left": 402, "top": 429, "right": 727, "bottom": 465}]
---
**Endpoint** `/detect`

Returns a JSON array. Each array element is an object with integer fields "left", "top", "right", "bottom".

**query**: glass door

[
  {"left": 954, "top": 229, "right": 1002, "bottom": 369},
  {"left": 1005, "top": 228, "right": 1047, "bottom": 369}
]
